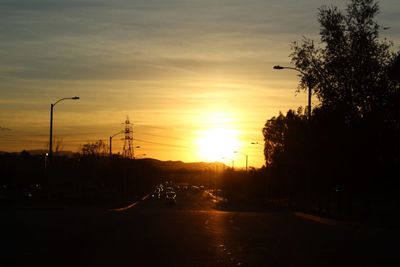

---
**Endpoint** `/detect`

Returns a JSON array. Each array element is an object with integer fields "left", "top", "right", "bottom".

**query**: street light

[
  {"left": 109, "top": 132, "right": 141, "bottom": 158},
  {"left": 273, "top": 65, "right": 312, "bottom": 119},
  {"left": 49, "top": 96, "right": 79, "bottom": 159},
  {"left": 109, "top": 131, "right": 124, "bottom": 158},
  {"left": 234, "top": 151, "right": 249, "bottom": 172},
  {"left": 44, "top": 153, "right": 48, "bottom": 170},
  {"left": 137, "top": 153, "right": 147, "bottom": 159},
  {"left": 133, "top": 146, "right": 141, "bottom": 159}
]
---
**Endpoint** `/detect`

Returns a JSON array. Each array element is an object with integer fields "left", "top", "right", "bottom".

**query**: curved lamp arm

[
  {"left": 273, "top": 65, "right": 306, "bottom": 75},
  {"left": 53, "top": 96, "right": 80, "bottom": 106},
  {"left": 273, "top": 65, "right": 312, "bottom": 119}
]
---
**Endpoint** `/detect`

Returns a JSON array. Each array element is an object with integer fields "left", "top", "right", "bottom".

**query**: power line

[{"left": 134, "top": 138, "right": 191, "bottom": 150}]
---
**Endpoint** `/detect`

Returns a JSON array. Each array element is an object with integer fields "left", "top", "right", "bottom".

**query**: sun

[{"left": 196, "top": 128, "right": 240, "bottom": 162}]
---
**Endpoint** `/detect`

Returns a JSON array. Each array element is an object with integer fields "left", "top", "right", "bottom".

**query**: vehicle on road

[
  {"left": 151, "top": 191, "right": 161, "bottom": 199},
  {"left": 190, "top": 185, "right": 200, "bottom": 193},
  {"left": 165, "top": 191, "right": 176, "bottom": 205},
  {"left": 165, "top": 186, "right": 174, "bottom": 193},
  {"left": 152, "top": 185, "right": 163, "bottom": 199}
]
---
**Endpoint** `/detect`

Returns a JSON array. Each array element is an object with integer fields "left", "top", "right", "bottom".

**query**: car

[
  {"left": 165, "top": 191, "right": 176, "bottom": 205},
  {"left": 23, "top": 183, "right": 42, "bottom": 200},
  {"left": 151, "top": 192, "right": 161, "bottom": 199},
  {"left": 190, "top": 185, "right": 200, "bottom": 193},
  {"left": 152, "top": 186, "right": 163, "bottom": 199},
  {"left": 165, "top": 186, "right": 174, "bottom": 193}
]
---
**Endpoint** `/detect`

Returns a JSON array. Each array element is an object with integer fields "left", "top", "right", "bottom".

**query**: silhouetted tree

[
  {"left": 263, "top": 0, "right": 400, "bottom": 223},
  {"left": 262, "top": 108, "right": 306, "bottom": 167},
  {"left": 81, "top": 140, "right": 109, "bottom": 157},
  {"left": 389, "top": 53, "right": 400, "bottom": 82},
  {"left": 54, "top": 137, "right": 64, "bottom": 155},
  {"left": 262, "top": 109, "right": 308, "bottom": 204},
  {"left": 290, "top": 0, "right": 398, "bottom": 119},
  {"left": 262, "top": 112, "right": 286, "bottom": 167}
]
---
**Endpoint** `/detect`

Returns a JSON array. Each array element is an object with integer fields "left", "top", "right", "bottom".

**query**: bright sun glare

[{"left": 196, "top": 128, "right": 240, "bottom": 162}]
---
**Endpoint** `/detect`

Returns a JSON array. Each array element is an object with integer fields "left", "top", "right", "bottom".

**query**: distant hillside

[
  {"left": 0, "top": 149, "right": 227, "bottom": 171},
  {"left": 0, "top": 149, "right": 75, "bottom": 156},
  {"left": 139, "top": 158, "right": 226, "bottom": 171}
]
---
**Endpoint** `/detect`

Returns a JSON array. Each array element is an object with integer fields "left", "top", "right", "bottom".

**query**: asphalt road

[{"left": 7, "top": 188, "right": 400, "bottom": 267}]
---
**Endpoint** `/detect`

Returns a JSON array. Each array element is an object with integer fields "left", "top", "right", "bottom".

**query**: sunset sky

[{"left": 1, "top": 0, "right": 399, "bottom": 167}]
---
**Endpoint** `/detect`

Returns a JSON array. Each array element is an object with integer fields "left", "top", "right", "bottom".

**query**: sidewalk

[
  {"left": 293, "top": 211, "right": 400, "bottom": 232},
  {"left": 293, "top": 211, "right": 362, "bottom": 228}
]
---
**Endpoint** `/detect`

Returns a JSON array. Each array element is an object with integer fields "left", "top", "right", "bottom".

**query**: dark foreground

[{"left": 6, "top": 189, "right": 399, "bottom": 267}]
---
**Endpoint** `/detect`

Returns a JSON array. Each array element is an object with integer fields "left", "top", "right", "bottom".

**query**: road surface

[{"left": 6, "top": 188, "right": 399, "bottom": 266}]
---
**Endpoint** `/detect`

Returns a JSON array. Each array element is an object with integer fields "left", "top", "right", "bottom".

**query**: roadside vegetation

[{"left": 221, "top": 0, "right": 400, "bottom": 227}]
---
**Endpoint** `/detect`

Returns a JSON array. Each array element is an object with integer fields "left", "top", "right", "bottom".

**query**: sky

[{"left": 0, "top": 0, "right": 399, "bottom": 168}]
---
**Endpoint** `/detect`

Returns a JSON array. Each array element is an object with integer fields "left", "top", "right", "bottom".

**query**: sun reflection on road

[{"left": 202, "top": 210, "right": 243, "bottom": 266}]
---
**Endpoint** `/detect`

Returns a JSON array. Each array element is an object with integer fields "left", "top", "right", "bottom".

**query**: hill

[{"left": 140, "top": 158, "right": 226, "bottom": 171}]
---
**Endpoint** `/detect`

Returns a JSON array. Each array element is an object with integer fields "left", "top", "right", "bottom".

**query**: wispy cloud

[
  {"left": 0, "top": 0, "right": 324, "bottom": 81},
  {"left": 0, "top": 126, "right": 12, "bottom": 131}
]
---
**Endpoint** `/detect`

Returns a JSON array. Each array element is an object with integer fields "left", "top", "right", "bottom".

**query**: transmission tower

[{"left": 122, "top": 116, "right": 134, "bottom": 159}]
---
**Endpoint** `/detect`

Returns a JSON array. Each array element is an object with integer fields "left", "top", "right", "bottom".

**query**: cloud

[
  {"left": 0, "top": 126, "right": 12, "bottom": 131},
  {"left": 0, "top": 0, "right": 328, "bottom": 81},
  {"left": 2, "top": 0, "right": 398, "bottom": 82}
]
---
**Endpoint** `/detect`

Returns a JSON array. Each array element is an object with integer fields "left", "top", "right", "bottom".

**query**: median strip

[{"left": 111, "top": 193, "right": 150, "bottom": 212}]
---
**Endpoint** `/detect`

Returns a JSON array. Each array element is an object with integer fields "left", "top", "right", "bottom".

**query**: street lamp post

[
  {"left": 44, "top": 153, "right": 48, "bottom": 170},
  {"left": 273, "top": 65, "right": 312, "bottom": 119},
  {"left": 245, "top": 154, "right": 248, "bottom": 172},
  {"left": 133, "top": 146, "right": 141, "bottom": 159},
  {"left": 109, "top": 130, "right": 141, "bottom": 158},
  {"left": 109, "top": 131, "right": 124, "bottom": 158},
  {"left": 234, "top": 151, "right": 249, "bottom": 172},
  {"left": 49, "top": 96, "right": 79, "bottom": 159}
]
